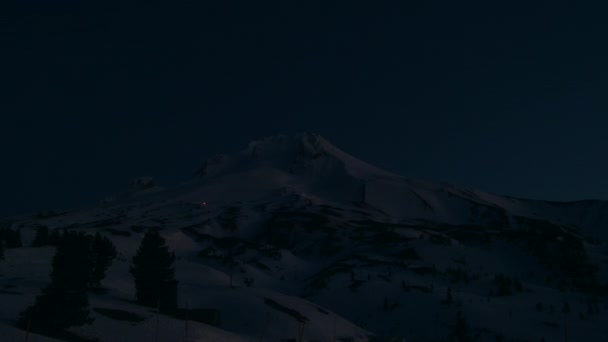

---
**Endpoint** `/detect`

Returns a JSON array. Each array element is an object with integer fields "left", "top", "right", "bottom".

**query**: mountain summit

[
  {"left": 196, "top": 132, "right": 400, "bottom": 181},
  {"left": 3, "top": 133, "right": 608, "bottom": 341},
  {"left": 191, "top": 133, "right": 608, "bottom": 234}
]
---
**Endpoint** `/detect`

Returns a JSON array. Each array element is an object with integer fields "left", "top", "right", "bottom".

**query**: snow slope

[{"left": 2, "top": 132, "right": 608, "bottom": 341}]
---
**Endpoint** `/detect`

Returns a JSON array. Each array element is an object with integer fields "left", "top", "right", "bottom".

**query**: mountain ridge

[
  {"left": 2, "top": 132, "right": 608, "bottom": 341},
  {"left": 99, "top": 132, "right": 608, "bottom": 239}
]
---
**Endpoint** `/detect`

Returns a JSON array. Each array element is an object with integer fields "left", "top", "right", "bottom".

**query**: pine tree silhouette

[
  {"left": 49, "top": 228, "right": 62, "bottom": 245},
  {"left": 447, "top": 286, "right": 453, "bottom": 304},
  {"left": 89, "top": 232, "right": 117, "bottom": 288},
  {"left": 32, "top": 226, "right": 50, "bottom": 247},
  {"left": 19, "top": 231, "right": 93, "bottom": 336},
  {"left": 2, "top": 227, "right": 22, "bottom": 248},
  {"left": 130, "top": 230, "right": 178, "bottom": 311},
  {"left": 13, "top": 228, "right": 22, "bottom": 248},
  {"left": 450, "top": 311, "right": 471, "bottom": 341}
]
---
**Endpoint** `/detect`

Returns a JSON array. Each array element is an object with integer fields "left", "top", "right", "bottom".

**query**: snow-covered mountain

[{"left": 2, "top": 132, "right": 608, "bottom": 341}]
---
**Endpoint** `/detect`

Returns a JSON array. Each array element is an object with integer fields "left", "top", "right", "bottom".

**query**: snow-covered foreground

[{"left": 2, "top": 132, "right": 608, "bottom": 341}]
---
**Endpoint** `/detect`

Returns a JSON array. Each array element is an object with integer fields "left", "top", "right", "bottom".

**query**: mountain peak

[
  {"left": 245, "top": 131, "right": 326, "bottom": 159},
  {"left": 196, "top": 132, "right": 400, "bottom": 181}
]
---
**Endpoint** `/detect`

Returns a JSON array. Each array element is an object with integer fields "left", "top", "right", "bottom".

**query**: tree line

[
  {"left": 14, "top": 228, "right": 177, "bottom": 339},
  {"left": 0, "top": 226, "right": 22, "bottom": 259}
]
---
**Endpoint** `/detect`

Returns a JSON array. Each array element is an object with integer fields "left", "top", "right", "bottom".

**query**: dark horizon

[{"left": 4, "top": 2, "right": 608, "bottom": 217}]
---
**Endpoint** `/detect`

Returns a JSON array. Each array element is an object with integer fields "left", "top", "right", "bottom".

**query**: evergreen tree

[
  {"left": 13, "top": 228, "right": 22, "bottom": 247},
  {"left": 563, "top": 301, "right": 571, "bottom": 314},
  {"left": 130, "top": 230, "right": 178, "bottom": 311},
  {"left": 513, "top": 277, "right": 524, "bottom": 292},
  {"left": 447, "top": 286, "right": 453, "bottom": 304},
  {"left": 19, "top": 231, "right": 93, "bottom": 336},
  {"left": 450, "top": 311, "right": 471, "bottom": 341},
  {"left": 89, "top": 232, "right": 117, "bottom": 288},
  {"left": 536, "top": 302, "right": 544, "bottom": 312},
  {"left": 3, "top": 228, "right": 21, "bottom": 248},
  {"left": 0, "top": 240, "right": 4, "bottom": 261},
  {"left": 32, "top": 226, "right": 50, "bottom": 247},
  {"left": 495, "top": 274, "right": 513, "bottom": 296},
  {"left": 49, "top": 228, "right": 62, "bottom": 245}
]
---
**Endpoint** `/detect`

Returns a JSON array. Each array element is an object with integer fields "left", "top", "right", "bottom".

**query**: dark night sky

[{"left": 2, "top": 1, "right": 608, "bottom": 217}]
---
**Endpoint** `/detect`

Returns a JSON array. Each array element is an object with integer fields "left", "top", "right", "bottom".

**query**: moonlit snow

[{"left": 2, "top": 132, "right": 608, "bottom": 341}]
